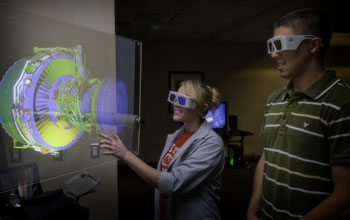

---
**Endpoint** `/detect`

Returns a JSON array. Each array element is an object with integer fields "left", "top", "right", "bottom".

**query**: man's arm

[
  {"left": 247, "top": 152, "right": 265, "bottom": 220},
  {"left": 301, "top": 165, "right": 350, "bottom": 220}
]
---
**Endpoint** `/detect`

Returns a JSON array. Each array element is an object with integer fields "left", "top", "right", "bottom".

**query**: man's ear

[{"left": 310, "top": 37, "right": 323, "bottom": 53}]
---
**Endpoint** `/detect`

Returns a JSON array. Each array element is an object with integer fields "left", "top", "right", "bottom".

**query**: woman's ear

[
  {"left": 201, "top": 103, "right": 209, "bottom": 115},
  {"left": 310, "top": 37, "right": 323, "bottom": 53}
]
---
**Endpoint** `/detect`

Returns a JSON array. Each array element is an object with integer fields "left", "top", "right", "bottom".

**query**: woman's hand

[
  {"left": 99, "top": 132, "right": 130, "bottom": 160},
  {"left": 99, "top": 132, "right": 160, "bottom": 188}
]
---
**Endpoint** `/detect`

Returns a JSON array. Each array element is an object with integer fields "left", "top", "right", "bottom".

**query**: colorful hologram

[{"left": 0, "top": 46, "right": 126, "bottom": 154}]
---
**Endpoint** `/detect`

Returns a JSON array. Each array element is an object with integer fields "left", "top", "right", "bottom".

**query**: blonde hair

[{"left": 180, "top": 79, "right": 221, "bottom": 116}]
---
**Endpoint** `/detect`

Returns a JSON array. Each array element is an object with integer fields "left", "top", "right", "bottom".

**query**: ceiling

[{"left": 115, "top": 0, "right": 349, "bottom": 44}]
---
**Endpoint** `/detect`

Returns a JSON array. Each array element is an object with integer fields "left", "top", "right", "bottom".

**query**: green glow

[
  {"left": 152, "top": 24, "right": 164, "bottom": 30},
  {"left": 229, "top": 149, "right": 235, "bottom": 166},
  {"left": 230, "top": 157, "right": 234, "bottom": 166}
]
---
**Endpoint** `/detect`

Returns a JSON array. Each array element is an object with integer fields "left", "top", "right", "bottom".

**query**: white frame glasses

[
  {"left": 167, "top": 91, "right": 197, "bottom": 109},
  {"left": 267, "top": 35, "right": 316, "bottom": 54}
]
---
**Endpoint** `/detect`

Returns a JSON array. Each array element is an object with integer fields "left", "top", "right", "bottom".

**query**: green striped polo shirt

[{"left": 260, "top": 70, "right": 350, "bottom": 220}]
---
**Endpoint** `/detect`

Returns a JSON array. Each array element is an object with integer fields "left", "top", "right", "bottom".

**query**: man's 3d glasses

[
  {"left": 167, "top": 91, "right": 197, "bottom": 109},
  {"left": 267, "top": 35, "right": 316, "bottom": 54}
]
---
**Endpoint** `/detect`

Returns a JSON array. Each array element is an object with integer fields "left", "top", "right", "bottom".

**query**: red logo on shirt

[
  {"left": 161, "top": 131, "right": 194, "bottom": 171},
  {"left": 161, "top": 144, "right": 180, "bottom": 171}
]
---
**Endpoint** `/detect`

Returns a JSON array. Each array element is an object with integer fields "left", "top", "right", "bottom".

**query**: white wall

[{"left": 0, "top": 0, "right": 114, "bottom": 34}]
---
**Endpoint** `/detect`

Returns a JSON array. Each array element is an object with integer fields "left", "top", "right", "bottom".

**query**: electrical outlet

[{"left": 90, "top": 143, "right": 100, "bottom": 159}]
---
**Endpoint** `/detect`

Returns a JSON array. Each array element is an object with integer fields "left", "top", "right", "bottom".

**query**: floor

[{"left": 118, "top": 161, "right": 257, "bottom": 220}]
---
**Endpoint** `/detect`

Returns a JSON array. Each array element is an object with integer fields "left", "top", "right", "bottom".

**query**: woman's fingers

[
  {"left": 99, "top": 144, "right": 114, "bottom": 150},
  {"left": 99, "top": 132, "right": 120, "bottom": 144},
  {"left": 98, "top": 132, "right": 106, "bottom": 138},
  {"left": 99, "top": 138, "right": 113, "bottom": 145},
  {"left": 98, "top": 131, "right": 128, "bottom": 159},
  {"left": 102, "top": 150, "right": 115, "bottom": 155},
  {"left": 99, "top": 132, "right": 113, "bottom": 141},
  {"left": 112, "top": 132, "right": 120, "bottom": 141}
]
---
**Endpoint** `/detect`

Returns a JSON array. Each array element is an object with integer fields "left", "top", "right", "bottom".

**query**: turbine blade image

[{"left": 0, "top": 46, "right": 128, "bottom": 154}]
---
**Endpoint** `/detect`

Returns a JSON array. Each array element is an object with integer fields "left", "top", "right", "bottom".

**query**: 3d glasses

[
  {"left": 267, "top": 35, "right": 316, "bottom": 54},
  {"left": 167, "top": 91, "right": 197, "bottom": 109}
]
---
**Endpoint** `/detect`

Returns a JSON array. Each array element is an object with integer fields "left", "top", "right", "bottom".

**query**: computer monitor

[{"left": 204, "top": 101, "right": 227, "bottom": 132}]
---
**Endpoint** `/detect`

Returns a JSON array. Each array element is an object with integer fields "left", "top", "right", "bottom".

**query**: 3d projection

[{"left": 0, "top": 45, "right": 127, "bottom": 154}]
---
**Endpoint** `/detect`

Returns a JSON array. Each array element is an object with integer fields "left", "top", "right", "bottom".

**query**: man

[{"left": 247, "top": 8, "right": 350, "bottom": 220}]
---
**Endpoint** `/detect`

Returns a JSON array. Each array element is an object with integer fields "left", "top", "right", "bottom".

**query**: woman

[{"left": 99, "top": 79, "right": 225, "bottom": 220}]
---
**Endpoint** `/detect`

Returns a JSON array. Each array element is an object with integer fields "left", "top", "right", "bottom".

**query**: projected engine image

[{"left": 0, "top": 45, "right": 127, "bottom": 155}]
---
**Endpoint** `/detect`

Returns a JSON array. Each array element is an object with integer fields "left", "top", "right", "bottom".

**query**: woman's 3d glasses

[
  {"left": 167, "top": 91, "right": 197, "bottom": 109},
  {"left": 267, "top": 35, "right": 316, "bottom": 54}
]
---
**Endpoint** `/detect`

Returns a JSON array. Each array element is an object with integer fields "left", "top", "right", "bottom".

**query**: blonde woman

[{"left": 99, "top": 79, "right": 225, "bottom": 220}]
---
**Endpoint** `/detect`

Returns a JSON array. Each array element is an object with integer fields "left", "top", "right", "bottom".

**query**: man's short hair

[{"left": 273, "top": 8, "right": 332, "bottom": 57}]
